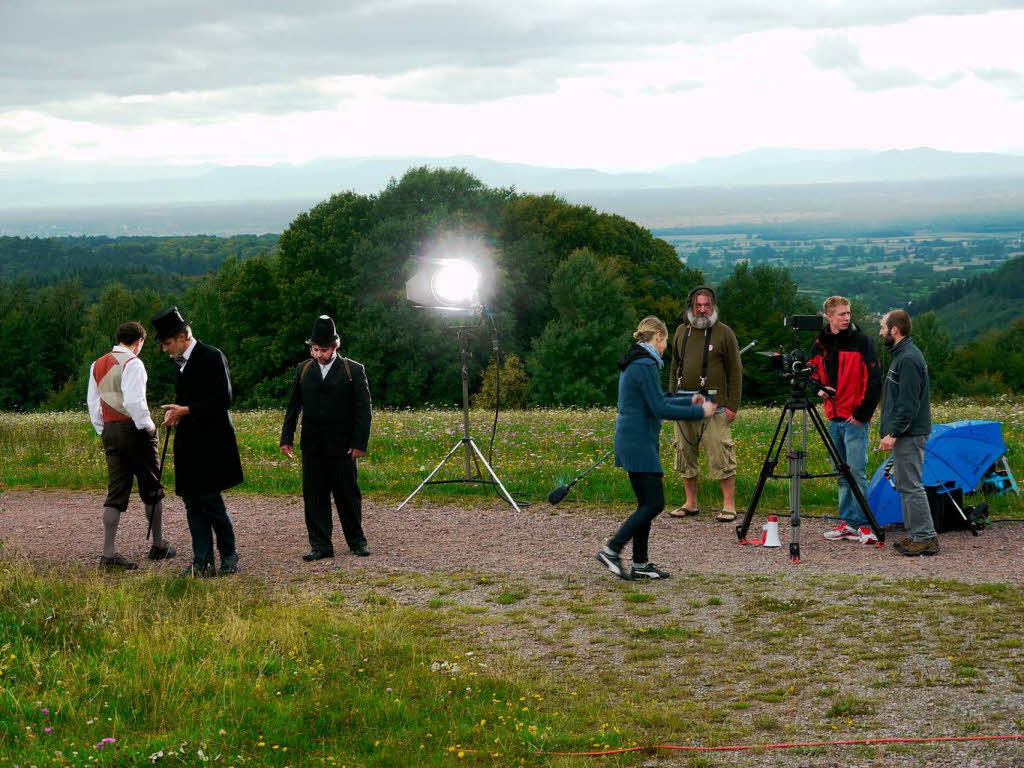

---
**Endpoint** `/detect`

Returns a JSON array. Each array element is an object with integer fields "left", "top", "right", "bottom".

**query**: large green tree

[{"left": 526, "top": 249, "right": 635, "bottom": 406}]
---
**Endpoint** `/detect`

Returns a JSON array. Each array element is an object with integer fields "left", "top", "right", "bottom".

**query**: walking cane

[{"left": 147, "top": 426, "right": 172, "bottom": 541}]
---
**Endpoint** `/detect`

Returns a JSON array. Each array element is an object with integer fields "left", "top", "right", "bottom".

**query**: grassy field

[
  {"left": 0, "top": 560, "right": 1022, "bottom": 767},
  {"left": 1, "top": 397, "right": 1022, "bottom": 517}
]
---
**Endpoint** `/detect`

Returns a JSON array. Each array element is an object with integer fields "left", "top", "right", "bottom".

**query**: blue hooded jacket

[{"left": 614, "top": 344, "right": 705, "bottom": 473}]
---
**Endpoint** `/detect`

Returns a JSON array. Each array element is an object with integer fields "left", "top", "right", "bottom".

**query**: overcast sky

[{"left": 3, "top": 0, "right": 1024, "bottom": 172}]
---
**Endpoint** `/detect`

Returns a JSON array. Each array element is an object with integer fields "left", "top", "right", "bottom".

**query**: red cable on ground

[{"left": 548, "top": 734, "right": 1024, "bottom": 757}]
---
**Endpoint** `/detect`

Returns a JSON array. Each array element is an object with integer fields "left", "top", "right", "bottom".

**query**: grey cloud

[
  {"left": 387, "top": 65, "right": 563, "bottom": 104},
  {"left": 974, "top": 67, "right": 1024, "bottom": 98},
  {"left": 4, "top": 0, "right": 1024, "bottom": 111},
  {"left": 35, "top": 84, "right": 348, "bottom": 126},
  {"left": 807, "top": 34, "right": 863, "bottom": 71},
  {"left": 808, "top": 32, "right": 966, "bottom": 92},
  {"left": 850, "top": 67, "right": 925, "bottom": 91}
]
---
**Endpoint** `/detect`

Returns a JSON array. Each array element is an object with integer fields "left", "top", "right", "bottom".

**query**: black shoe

[
  {"left": 147, "top": 541, "right": 177, "bottom": 561},
  {"left": 631, "top": 563, "right": 671, "bottom": 580},
  {"left": 219, "top": 552, "right": 240, "bottom": 575},
  {"left": 180, "top": 562, "right": 216, "bottom": 578},
  {"left": 100, "top": 553, "right": 138, "bottom": 571},
  {"left": 595, "top": 549, "right": 631, "bottom": 580},
  {"left": 303, "top": 550, "right": 335, "bottom": 562},
  {"left": 351, "top": 544, "right": 370, "bottom": 557}
]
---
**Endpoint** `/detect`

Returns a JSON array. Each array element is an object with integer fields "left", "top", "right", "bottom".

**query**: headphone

[{"left": 687, "top": 285, "right": 716, "bottom": 307}]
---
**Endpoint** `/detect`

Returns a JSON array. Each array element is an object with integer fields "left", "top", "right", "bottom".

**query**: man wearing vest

[
  {"left": 280, "top": 315, "right": 373, "bottom": 561},
  {"left": 667, "top": 286, "right": 743, "bottom": 522},
  {"left": 87, "top": 321, "right": 175, "bottom": 569},
  {"left": 152, "top": 306, "right": 243, "bottom": 577}
]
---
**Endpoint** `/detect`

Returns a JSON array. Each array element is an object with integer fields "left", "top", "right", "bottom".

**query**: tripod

[
  {"left": 735, "top": 376, "right": 885, "bottom": 563},
  {"left": 397, "top": 327, "right": 521, "bottom": 512}
]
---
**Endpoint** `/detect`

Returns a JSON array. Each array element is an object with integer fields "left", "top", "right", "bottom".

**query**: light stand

[
  {"left": 397, "top": 325, "right": 521, "bottom": 512},
  {"left": 735, "top": 375, "right": 885, "bottom": 562}
]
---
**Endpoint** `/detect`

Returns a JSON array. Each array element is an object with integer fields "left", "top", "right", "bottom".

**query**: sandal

[
  {"left": 668, "top": 506, "right": 700, "bottom": 518},
  {"left": 715, "top": 510, "right": 737, "bottom": 523}
]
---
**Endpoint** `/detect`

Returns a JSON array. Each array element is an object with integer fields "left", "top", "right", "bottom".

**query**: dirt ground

[{"left": 0, "top": 489, "right": 1021, "bottom": 584}]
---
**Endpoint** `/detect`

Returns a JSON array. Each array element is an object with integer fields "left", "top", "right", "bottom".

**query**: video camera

[{"left": 759, "top": 315, "right": 826, "bottom": 382}]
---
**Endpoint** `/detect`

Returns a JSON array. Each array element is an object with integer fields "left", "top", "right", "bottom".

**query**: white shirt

[
  {"left": 87, "top": 345, "right": 156, "bottom": 435},
  {"left": 318, "top": 353, "right": 337, "bottom": 379},
  {"left": 177, "top": 337, "right": 198, "bottom": 371}
]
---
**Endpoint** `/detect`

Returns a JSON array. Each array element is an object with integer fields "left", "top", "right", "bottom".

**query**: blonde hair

[
  {"left": 823, "top": 296, "right": 851, "bottom": 315},
  {"left": 633, "top": 315, "right": 668, "bottom": 343}
]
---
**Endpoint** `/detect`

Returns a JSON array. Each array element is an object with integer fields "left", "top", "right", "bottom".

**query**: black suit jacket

[
  {"left": 280, "top": 356, "right": 372, "bottom": 459},
  {"left": 173, "top": 341, "right": 244, "bottom": 495}
]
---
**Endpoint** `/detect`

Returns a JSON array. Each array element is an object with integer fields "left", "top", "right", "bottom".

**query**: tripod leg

[
  {"left": 789, "top": 410, "right": 804, "bottom": 564},
  {"left": 737, "top": 406, "right": 791, "bottom": 542},
  {"left": 396, "top": 439, "right": 467, "bottom": 511},
  {"left": 467, "top": 438, "right": 522, "bottom": 513},
  {"left": 808, "top": 407, "right": 885, "bottom": 543}
]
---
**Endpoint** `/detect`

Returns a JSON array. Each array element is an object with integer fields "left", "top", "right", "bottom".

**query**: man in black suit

[
  {"left": 280, "top": 315, "right": 373, "bottom": 561},
  {"left": 151, "top": 306, "right": 243, "bottom": 577}
]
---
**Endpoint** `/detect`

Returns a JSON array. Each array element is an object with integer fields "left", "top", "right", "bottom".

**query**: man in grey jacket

[{"left": 877, "top": 310, "right": 936, "bottom": 556}]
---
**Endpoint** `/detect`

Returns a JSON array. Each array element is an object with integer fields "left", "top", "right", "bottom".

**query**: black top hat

[
  {"left": 307, "top": 315, "right": 340, "bottom": 347},
  {"left": 151, "top": 306, "right": 190, "bottom": 341}
]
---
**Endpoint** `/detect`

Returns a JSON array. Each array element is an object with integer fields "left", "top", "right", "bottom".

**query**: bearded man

[{"left": 667, "top": 285, "right": 743, "bottom": 522}]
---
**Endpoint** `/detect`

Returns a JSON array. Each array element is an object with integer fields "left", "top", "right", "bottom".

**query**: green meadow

[
  {"left": 1, "top": 397, "right": 1022, "bottom": 516},
  {"left": 0, "top": 400, "right": 1023, "bottom": 766}
]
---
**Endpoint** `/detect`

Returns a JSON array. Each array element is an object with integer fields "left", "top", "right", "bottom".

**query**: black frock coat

[
  {"left": 280, "top": 356, "right": 372, "bottom": 458},
  {"left": 172, "top": 341, "right": 244, "bottom": 496}
]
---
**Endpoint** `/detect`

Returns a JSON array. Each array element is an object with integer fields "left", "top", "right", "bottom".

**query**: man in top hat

[
  {"left": 667, "top": 285, "right": 743, "bottom": 522},
  {"left": 151, "top": 306, "right": 243, "bottom": 577},
  {"left": 280, "top": 315, "right": 373, "bottom": 561},
  {"left": 87, "top": 320, "right": 175, "bottom": 569}
]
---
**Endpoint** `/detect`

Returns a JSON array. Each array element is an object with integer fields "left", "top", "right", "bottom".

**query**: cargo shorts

[{"left": 672, "top": 410, "right": 737, "bottom": 480}]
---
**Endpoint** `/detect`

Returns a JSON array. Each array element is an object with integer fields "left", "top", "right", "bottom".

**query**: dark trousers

[
  {"left": 609, "top": 472, "right": 665, "bottom": 564},
  {"left": 102, "top": 421, "right": 165, "bottom": 511},
  {"left": 302, "top": 451, "right": 366, "bottom": 554},
  {"left": 181, "top": 492, "right": 236, "bottom": 570}
]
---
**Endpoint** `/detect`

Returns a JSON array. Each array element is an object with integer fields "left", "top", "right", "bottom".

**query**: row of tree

[{"left": 1, "top": 168, "right": 1021, "bottom": 413}]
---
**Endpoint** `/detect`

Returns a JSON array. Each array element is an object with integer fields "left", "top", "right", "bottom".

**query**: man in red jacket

[{"left": 808, "top": 297, "right": 882, "bottom": 544}]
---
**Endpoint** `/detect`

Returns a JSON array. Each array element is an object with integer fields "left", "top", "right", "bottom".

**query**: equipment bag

[{"left": 926, "top": 485, "right": 988, "bottom": 535}]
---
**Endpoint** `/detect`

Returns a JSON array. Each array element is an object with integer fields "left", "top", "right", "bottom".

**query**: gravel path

[{"left": 1, "top": 489, "right": 1021, "bottom": 583}]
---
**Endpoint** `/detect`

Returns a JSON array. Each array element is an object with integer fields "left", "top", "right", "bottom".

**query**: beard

[
  {"left": 882, "top": 331, "right": 896, "bottom": 349},
  {"left": 687, "top": 307, "right": 718, "bottom": 329}
]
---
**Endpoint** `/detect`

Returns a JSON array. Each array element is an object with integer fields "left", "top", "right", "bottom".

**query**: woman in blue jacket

[{"left": 597, "top": 316, "right": 715, "bottom": 580}]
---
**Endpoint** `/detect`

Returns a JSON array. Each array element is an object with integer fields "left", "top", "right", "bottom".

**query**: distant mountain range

[{"left": 4, "top": 148, "right": 1024, "bottom": 236}]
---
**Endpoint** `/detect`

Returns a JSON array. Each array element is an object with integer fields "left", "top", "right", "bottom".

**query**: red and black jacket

[{"left": 808, "top": 324, "right": 881, "bottom": 422}]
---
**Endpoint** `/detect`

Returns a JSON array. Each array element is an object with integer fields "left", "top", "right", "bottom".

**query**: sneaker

[
  {"left": 218, "top": 552, "right": 240, "bottom": 575},
  {"left": 595, "top": 549, "right": 632, "bottom": 580},
  {"left": 147, "top": 541, "right": 177, "bottom": 560},
  {"left": 891, "top": 536, "right": 912, "bottom": 549},
  {"left": 857, "top": 527, "right": 880, "bottom": 545},
  {"left": 99, "top": 553, "right": 138, "bottom": 571},
  {"left": 631, "top": 563, "right": 671, "bottom": 580},
  {"left": 823, "top": 522, "right": 860, "bottom": 541},
  {"left": 895, "top": 538, "right": 940, "bottom": 557}
]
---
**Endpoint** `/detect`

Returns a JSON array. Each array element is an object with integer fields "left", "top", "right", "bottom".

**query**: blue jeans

[{"left": 828, "top": 420, "right": 869, "bottom": 528}]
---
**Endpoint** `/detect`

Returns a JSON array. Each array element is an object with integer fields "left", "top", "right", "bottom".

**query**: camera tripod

[
  {"left": 735, "top": 377, "right": 885, "bottom": 563},
  {"left": 397, "top": 326, "right": 520, "bottom": 513}
]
